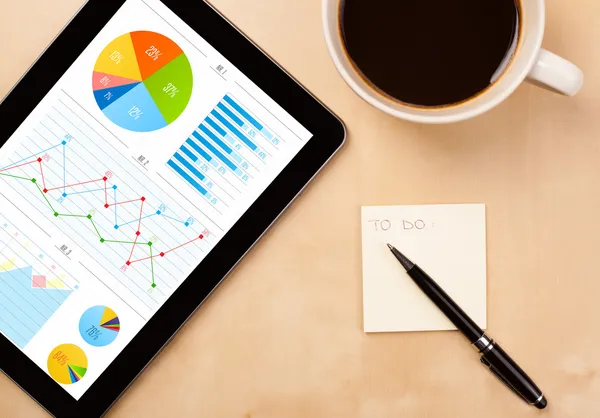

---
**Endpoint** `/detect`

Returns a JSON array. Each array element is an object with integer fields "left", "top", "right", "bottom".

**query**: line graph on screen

[{"left": 0, "top": 95, "right": 216, "bottom": 315}]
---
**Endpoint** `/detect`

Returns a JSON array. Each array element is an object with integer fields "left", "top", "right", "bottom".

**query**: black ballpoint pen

[{"left": 386, "top": 243, "right": 547, "bottom": 409}]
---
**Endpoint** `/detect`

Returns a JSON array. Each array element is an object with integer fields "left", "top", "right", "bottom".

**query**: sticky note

[{"left": 361, "top": 204, "right": 487, "bottom": 333}]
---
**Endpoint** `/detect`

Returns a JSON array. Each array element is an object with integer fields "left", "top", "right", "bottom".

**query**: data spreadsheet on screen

[{"left": 0, "top": 0, "right": 312, "bottom": 399}]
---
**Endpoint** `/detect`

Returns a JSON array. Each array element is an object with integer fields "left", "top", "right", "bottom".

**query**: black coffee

[{"left": 341, "top": 0, "right": 520, "bottom": 107}]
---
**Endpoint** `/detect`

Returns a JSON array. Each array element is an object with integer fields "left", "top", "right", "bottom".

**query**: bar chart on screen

[
  {"left": 0, "top": 92, "right": 217, "bottom": 319},
  {"left": 166, "top": 94, "right": 284, "bottom": 211},
  {"left": 0, "top": 216, "right": 77, "bottom": 348}
]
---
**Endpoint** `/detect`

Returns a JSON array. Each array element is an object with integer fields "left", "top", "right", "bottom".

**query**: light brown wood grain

[{"left": 1, "top": 0, "right": 599, "bottom": 417}]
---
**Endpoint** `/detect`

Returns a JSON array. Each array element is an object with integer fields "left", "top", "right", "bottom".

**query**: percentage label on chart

[
  {"left": 128, "top": 106, "right": 143, "bottom": 120},
  {"left": 109, "top": 50, "right": 124, "bottom": 65},
  {"left": 99, "top": 76, "right": 111, "bottom": 88},
  {"left": 52, "top": 351, "right": 69, "bottom": 367},
  {"left": 85, "top": 325, "right": 103, "bottom": 341},
  {"left": 163, "top": 83, "right": 179, "bottom": 98},
  {"left": 145, "top": 45, "right": 163, "bottom": 62}
]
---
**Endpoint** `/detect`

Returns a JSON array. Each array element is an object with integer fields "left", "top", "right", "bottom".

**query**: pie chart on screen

[
  {"left": 93, "top": 31, "right": 193, "bottom": 132},
  {"left": 79, "top": 306, "right": 121, "bottom": 347},
  {"left": 47, "top": 344, "right": 88, "bottom": 385}
]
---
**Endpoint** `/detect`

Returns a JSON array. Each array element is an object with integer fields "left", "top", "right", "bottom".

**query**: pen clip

[{"left": 480, "top": 357, "right": 529, "bottom": 404}]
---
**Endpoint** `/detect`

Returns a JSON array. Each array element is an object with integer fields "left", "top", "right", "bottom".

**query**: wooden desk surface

[{"left": 1, "top": 0, "right": 599, "bottom": 417}]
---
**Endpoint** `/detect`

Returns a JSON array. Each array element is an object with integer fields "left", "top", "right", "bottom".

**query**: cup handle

[{"left": 526, "top": 48, "right": 584, "bottom": 96}]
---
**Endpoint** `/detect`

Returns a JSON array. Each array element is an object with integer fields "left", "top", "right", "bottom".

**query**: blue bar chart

[{"left": 167, "top": 94, "right": 281, "bottom": 210}]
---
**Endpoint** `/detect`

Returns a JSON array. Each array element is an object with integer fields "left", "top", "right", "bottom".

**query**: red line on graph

[
  {"left": 129, "top": 256, "right": 150, "bottom": 264},
  {"left": 129, "top": 254, "right": 160, "bottom": 264},
  {"left": 46, "top": 177, "right": 104, "bottom": 192},
  {"left": 0, "top": 159, "right": 38, "bottom": 173},
  {"left": 136, "top": 198, "right": 145, "bottom": 233},
  {"left": 127, "top": 234, "right": 139, "bottom": 263},
  {"left": 38, "top": 160, "right": 47, "bottom": 189},
  {"left": 163, "top": 237, "right": 201, "bottom": 255},
  {"left": 108, "top": 198, "right": 143, "bottom": 207},
  {"left": 132, "top": 234, "right": 204, "bottom": 263},
  {"left": 0, "top": 144, "right": 215, "bottom": 287},
  {"left": 104, "top": 179, "right": 108, "bottom": 206}
]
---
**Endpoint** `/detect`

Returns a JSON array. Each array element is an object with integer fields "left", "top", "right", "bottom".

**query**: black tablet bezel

[{"left": 0, "top": 1, "right": 345, "bottom": 416}]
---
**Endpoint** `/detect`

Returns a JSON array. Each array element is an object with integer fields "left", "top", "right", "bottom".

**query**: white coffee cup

[{"left": 322, "top": 0, "right": 584, "bottom": 124}]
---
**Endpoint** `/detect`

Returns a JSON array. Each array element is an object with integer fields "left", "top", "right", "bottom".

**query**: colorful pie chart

[
  {"left": 79, "top": 306, "right": 120, "bottom": 347},
  {"left": 47, "top": 344, "right": 88, "bottom": 385},
  {"left": 93, "top": 31, "right": 193, "bottom": 132}
]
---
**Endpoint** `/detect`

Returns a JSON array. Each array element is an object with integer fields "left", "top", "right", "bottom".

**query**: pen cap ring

[{"left": 473, "top": 334, "right": 494, "bottom": 353}]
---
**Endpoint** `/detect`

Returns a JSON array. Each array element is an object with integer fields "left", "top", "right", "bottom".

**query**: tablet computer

[{"left": 0, "top": 1, "right": 345, "bottom": 416}]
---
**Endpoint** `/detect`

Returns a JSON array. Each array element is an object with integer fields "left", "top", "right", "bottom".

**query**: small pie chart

[
  {"left": 47, "top": 344, "right": 88, "bottom": 385},
  {"left": 93, "top": 31, "right": 193, "bottom": 132},
  {"left": 79, "top": 305, "right": 120, "bottom": 347}
]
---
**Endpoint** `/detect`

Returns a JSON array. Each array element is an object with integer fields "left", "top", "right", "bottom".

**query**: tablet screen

[{"left": 0, "top": 0, "right": 312, "bottom": 399}]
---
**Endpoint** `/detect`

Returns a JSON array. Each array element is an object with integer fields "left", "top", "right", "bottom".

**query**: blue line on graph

[
  {"left": 64, "top": 187, "right": 106, "bottom": 196},
  {"left": 62, "top": 142, "right": 66, "bottom": 194},
  {"left": 11, "top": 148, "right": 162, "bottom": 283},
  {"left": 113, "top": 186, "right": 118, "bottom": 227},
  {"left": 0, "top": 144, "right": 62, "bottom": 171},
  {"left": 15, "top": 143, "right": 149, "bottom": 230},
  {"left": 161, "top": 214, "right": 187, "bottom": 225},
  {"left": 118, "top": 213, "right": 157, "bottom": 227},
  {"left": 5, "top": 138, "right": 200, "bottom": 287},
  {"left": 8, "top": 140, "right": 132, "bottom": 227},
  {"left": 16, "top": 139, "right": 194, "bottom": 233}
]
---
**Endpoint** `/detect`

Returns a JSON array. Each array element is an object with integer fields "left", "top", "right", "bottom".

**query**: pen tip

[
  {"left": 386, "top": 244, "right": 415, "bottom": 270},
  {"left": 536, "top": 396, "right": 547, "bottom": 409}
]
